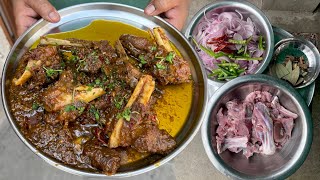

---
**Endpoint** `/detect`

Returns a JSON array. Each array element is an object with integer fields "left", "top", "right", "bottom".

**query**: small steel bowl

[
  {"left": 185, "top": 0, "right": 274, "bottom": 87},
  {"left": 269, "top": 37, "right": 320, "bottom": 89},
  {"left": 201, "top": 74, "right": 312, "bottom": 179}
]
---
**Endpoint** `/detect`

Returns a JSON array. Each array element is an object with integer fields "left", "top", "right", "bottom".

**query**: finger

[
  {"left": 144, "top": 0, "right": 178, "bottom": 16},
  {"left": 164, "top": 18, "right": 183, "bottom": 31},
  {"left": 16, "top": 17, "right": 37, "bottom": 36},
  {"left": 163, "top": 7, "right": 188, "bottom": 30},
  {"left": 26, "top": 0, "right": 60, "bottom": 23}
]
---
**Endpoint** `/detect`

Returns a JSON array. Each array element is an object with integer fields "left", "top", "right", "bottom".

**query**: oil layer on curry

[{"left": 9, "top": 21, "right": 193, "bottom": 175}]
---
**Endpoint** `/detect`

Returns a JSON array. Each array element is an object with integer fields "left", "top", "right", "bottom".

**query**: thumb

[
  {"left": 144, "top": 0, "right": 178, "bottom": 16},
  {"left": 26, "top": 0, "right": 60, "bottom": 23}
]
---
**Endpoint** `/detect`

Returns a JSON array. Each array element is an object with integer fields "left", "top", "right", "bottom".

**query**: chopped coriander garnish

[
  {"left": 64, "top": 104, "right": 86, "bottom": 114},
  {"left": 43, "top": 66, "right": 62, "bottom": 79},
  {"left": 90, "top": 51, "right": 97, "bottom": 57},
  {"left": 107, "top": 82, "right": 115, "bottom": 90},
  {"left": 70, "top": 55, "right": 79, "bottom": 62},
  {"left": 117, "top": 108, "right": 131, "bottom": 121},
  {"left": 139, "top": 55, "right": 147, "bottom": 65},
  {"left": 114, "top": 96, "right": 124, "bottom": 109},
  {"left": 64, "top": 104, "right": 76, "bottom": 112},
  {"left": 32, "top": 103, "right": 40, "bottom": 110},
  {"left": 90, "top": 105, "right": 100, "bottom": 121},
  {"left": 94, "top": 112, "right": 99, "bottom": 120},
  {"left": 78, "top": 107, "right": 85, "bottom": 114},
  {"left": 60, "top": 61, "right": 66, "bottom": 68},
  {"left": 87, "top": 86, "right": 93, "bottom": 91},
  {"left": 151, "top": 46, "right": 157, "bottom": 51},
  {"left": 165, "top": 51, "right": 175, "bottom": 64},
  {"left": 95, "top": 78, "right": 101, "bottom": 85}
]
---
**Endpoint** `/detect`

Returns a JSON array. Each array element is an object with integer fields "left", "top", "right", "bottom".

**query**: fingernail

[
  {"left": 145, "top": 4, "right": 156, "bottom": 14},
  {"left": 48, "top": 11, "right": 60, "bottom": 21}
]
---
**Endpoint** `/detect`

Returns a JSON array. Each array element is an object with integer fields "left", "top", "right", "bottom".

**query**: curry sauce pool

[
  {"left": 11, "top": 20, "right": 193, "bottom": 174},
  {"left": 42, "top": 19, "right": 193, "bottom": 137}
]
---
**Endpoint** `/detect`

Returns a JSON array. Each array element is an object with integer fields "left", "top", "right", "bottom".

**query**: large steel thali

[{"left": 1, "top": 3, "right": 207, "bottom": 177}]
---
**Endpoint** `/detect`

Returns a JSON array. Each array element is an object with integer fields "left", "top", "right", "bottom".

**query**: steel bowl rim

[
  {"left": 1, "top": 2, "right": 208, "bottom": 178},
  {"left": 272, "top": 37, "right": 320, "bottom": 89},
  {"left": 184, "top": 0, "right": 275, "bottom": 86},
  {"left": 201, "top": 74, "right": 313, "bottom": 179}
]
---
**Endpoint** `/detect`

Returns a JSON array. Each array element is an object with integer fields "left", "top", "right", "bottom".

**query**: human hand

[
  {"left": 144, "top": 0, "right": 190, "bottom": 31},
  {"left": 12, "top": 0, "right": 60, "bottom": 36}
]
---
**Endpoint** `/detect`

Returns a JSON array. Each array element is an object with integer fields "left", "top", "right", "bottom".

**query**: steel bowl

[
  {"left": 269, "top": 37, "right": 320, "bottom": 89},
  {"left": 1, "top": 3, "right": 207, "bottom": 177},
  {"left": 201, "top": 74, "right": 312, "bottom": 179},
  {"left": 185, "top": 0, "right": 274, "bottom": 88}
]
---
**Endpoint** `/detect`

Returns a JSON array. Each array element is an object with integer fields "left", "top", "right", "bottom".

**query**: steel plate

[{"left": 1, "top": 3, "right": 207, "bottom": 178}]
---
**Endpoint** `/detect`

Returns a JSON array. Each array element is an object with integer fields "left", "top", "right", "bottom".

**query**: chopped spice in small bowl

[{"left": 269, "top": 37, "right": 320, "bottom": 88}]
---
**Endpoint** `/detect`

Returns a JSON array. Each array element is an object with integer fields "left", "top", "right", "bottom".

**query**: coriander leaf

[
  {"left": 95, "top": 78, "right": 101, "bottom": 85},
  {"left": 122, "top": 108, "right": 131, "bottom": 121},
  {"left": 77, "top": 107, "right": 85, "bottom": 114},
  {"left": 90, "top": 106, "right": 100, "bottom": 121},
  {"left": 114, "top": 96, "right": 124, "bottom": 109},
  {"left": 60, "top": 61, "right": 66, "bottom": 68},
  {"left": 107, "top": 82, "right": 115, "bottom": 90},
  {"left": 64, "top": 105, "right": 76, "bottom": 112},
  {"left": 139, "top": 55, "right": 147, "bottom": 65},
  {"left": 70, "top": 55, "right": 79, "bottom": 62},
  {"left": 32, "top": 103, "right": 40, "bottom": 110},
  {"left": 117, "top": 108, "right": 131, "bottom": 121},
  {"left": 165, "top": 52, "right": 175, "bottom": 64},
  {"left": 43, "top": 66, "right": 62, "bottom": 79},
  {"left": 94, "top": 112, "right": 100, "bottom": 120},
  {"left": 151, "top": 46, "right": 157, "bottom": 51}
]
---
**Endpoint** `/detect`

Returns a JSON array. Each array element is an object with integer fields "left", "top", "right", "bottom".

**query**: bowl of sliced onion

[{"left": 185, "top": 0, "right": 274, "bottom": 85}]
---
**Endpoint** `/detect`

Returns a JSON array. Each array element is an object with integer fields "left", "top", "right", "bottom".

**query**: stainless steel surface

[
  {"left": 1, "top": 3, "right": 207, "bottom": 178},
  {"left": 270, "top": 37, "right": 320, "bottom": 89},
  {"left": 201, "top": 74, "right": 313, "bottom": 179},
  {"left": 184, "top": 0, "right": 274, "bottom": 88}
]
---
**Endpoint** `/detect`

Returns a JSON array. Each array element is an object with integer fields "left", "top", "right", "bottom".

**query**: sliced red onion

[
  {"left": 194, "top": 10, "right": 264, "bottom": 76},
  {"left": 253, "top": 49, "right": 264, "bottom": 58},
  {"left": 233, "top": 33, "right": 243, "bottom": 50},
  {"left": 235, "top": 9, "right": 243, "bottom": 20},
  {"left": 217, "top": 56, "right": 231, "bottom": 62},
  {"left": 237, "top": 60, "right": 248, "bottom": 68}
]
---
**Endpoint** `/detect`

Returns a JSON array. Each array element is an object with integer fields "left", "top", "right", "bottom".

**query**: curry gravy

[
  {"left": 35, "top": 20, "right": 193, "bottom": 137},
  {"left": 16, "top": 20, "right": 193, "bottom": 167}
]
